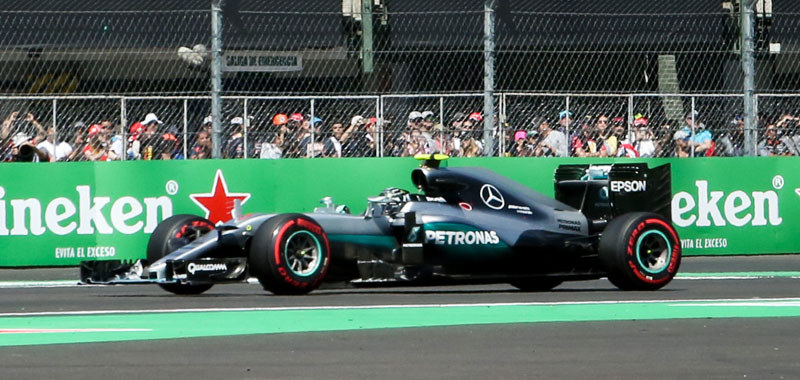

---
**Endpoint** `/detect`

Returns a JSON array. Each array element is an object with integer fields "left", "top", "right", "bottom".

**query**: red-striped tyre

[
  {"left": 147, "top": 214, "right": 216, "bottom": 295},
  {"left": 249, "top": 214, "right": 330, "bottom": 295},
  {"left": 598, "top": 212, "right": 681, "bottom": 291}
]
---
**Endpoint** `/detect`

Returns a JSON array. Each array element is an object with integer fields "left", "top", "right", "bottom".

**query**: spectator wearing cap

[
  {"left": 672, "top": 129, "right": 691, "bottom": 158},
  {"left": 224, "top": 116, "right": 247, "bottom": 159},
  {"left": 303, "top": 116, "right": 326, "bottom": 158},
  {"left": 408, "top": 111, "right": 423, "bottom": 129},
  {"left": 557, "top": 110, "right": 573, "bottom": 133},
  {"left": 81, "top": 124, "right": 109, "bottom": 161},
  {"left": 681, "top": 111, "right": 713, "bottom": 157},
  {"left": 715, "top": 116, "right": 746, "bottom": 157},
  {"left": 136, "top": 113, "right": 173, "bottom": 160},
  {"left": 282, "top": 113, "right": 310, "bottom": 158},
  {"left": 202, "top": 115, "right": 213, "bottom": 132},
  {"left": 633, "top": 117, "right": 657, "bottom": 157},
  {"left": 6, "top": 132, "right": 49, "bottom": 162},
  {"left": 511, "top": 130, "right": 534, "bottom": 157},
  {"left": 758, "top": 124, "right": 793, "bottom": 156},
  {"left": 534, "top": 118, "right": 567, "bottom": 157},
  {"left": 271, "top": 113, "right": 289, "bottom": 138}
]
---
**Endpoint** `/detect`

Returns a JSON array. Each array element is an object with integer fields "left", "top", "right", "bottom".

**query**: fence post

[
  {"left": 482, "top": 0, "right": 496, "bottom": 156},
  {"left": 378, "top": 96, "right": 384, "bottom": 157},
  {"left": 120, "top": 98, "right": 127, "bottom": 161},
  {"left": 210, "top": 0, "right": 224, "bottom": 159},
  {"left": 183, "top": 99, "right": 188, "bottom": 159},
  {"left": 243, "top": 98, "right": 249, "bottom": 159},
  {"left": 310, "top": 98, "right": 315, "bottom": 158},
  {"left": 690, "top": 96, "right": 696, "bottom": 157},
  {"left": 565, "top": 96, "right": 571, "bottom": 157},
  {"left": 741, "top": 0, "right": 757, "bottom": 156},
  {"left": 51, "top": 99, "right": 57, "bottom": 149}
]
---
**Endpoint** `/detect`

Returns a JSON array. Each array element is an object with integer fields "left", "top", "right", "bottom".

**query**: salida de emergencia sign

[{"left": 223, "top": 51, "right": 302, "bottom": 72}]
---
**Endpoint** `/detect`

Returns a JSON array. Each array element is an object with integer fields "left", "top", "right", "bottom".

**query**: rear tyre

[
  {"left": 598, "top": 212, "right": 681, "bottom": 291},
  {"left": 147, "top": 214, "right": 216, "bottom": 295},
  {"left": 249, "top": 214, "right": 330, "bottom": 295},
  {"left": 510, "top": 278, "right": 563, "bottom": 292}
]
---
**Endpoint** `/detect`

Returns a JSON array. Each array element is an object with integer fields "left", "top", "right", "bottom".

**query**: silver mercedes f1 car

[{"left": 81, "top": 155, "right": 681, "bottom": 295}]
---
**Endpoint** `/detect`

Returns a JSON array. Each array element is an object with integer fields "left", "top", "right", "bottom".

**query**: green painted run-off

[{"left": 2, "top": 298, "right": 800, "bottom": 347}]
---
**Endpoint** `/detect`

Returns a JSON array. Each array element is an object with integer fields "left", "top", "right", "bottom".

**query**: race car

[{"left": 80, "top": 155, "right": 681, "bottom": 295}]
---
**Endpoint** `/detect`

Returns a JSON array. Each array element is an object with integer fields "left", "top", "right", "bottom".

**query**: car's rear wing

[{"left": 554, "top": 163, "right": 671, "bottom": 226}]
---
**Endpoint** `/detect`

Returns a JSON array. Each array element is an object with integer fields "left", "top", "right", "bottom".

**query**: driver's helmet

[{"left": 380, "top": 187, "right": 410, "bottom": 203}]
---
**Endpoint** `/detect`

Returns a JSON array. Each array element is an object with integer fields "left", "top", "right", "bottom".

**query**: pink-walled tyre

[
  {"left": 599, "top": 213, "right": 681, "bottom": 291},
  {"left": 249, "top": 214, "right": 330, "bottom": 295}
]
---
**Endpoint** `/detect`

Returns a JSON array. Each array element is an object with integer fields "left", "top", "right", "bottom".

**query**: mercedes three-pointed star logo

[{"left": 480, "top": 184, "right": 505, "bottom": 210}]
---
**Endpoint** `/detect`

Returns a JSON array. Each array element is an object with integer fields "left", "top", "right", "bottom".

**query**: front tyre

[
  {"left": 598, "top": 213, "right": 681, "bottom": 291},
  {"left": 249, "top": 214, "right": 330, "bottom": 295},
  {"left": 147, "top": 214, "right": 216, "bottom": 295}
]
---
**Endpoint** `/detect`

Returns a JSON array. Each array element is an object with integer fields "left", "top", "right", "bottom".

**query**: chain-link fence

[{"left": 1, "top": 1, "right": 800, "bottom": 160}]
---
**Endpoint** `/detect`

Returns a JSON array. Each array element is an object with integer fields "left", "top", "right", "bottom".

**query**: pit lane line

[{"left": 1, "top": 271, "right": 799, "bottom": 289}]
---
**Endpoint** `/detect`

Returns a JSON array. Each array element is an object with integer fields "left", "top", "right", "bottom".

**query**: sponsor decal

[
  {"left": 424, "top": 230, "right": 500, "bottom": 245},
  {"left": 508, "top": 204, "right": 532, "bottom": 215},
  {"left": 458, "top": 202, "right": 473, "bottom": 211},
  {"left": 557, "top": 218, "right": 582, "bottom": 232},
  {"left": 187, "top": 262, "right": 228, "bottom": 275},
  {"left": 610, "top": 180, "right": 646, "bottom": 193},
  {"left": 672, "top": 180, "right": 782, "bottom": 227},
  {"left": 479, "top": 184, "right": 505, "bottom": 210},
  {"left": 190, "top": 170, "right": 251, "bottom": 225},
  {"left": 0, "top": 185, "right": 172, "bottom": 236}
]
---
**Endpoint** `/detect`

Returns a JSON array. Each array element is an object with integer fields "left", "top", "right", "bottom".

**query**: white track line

[
  {"left": 2, "top": 297, "right": 800, "bottom": 318},
  {"left": 1, "top": 273, "right": 797, "bottom": 289}
]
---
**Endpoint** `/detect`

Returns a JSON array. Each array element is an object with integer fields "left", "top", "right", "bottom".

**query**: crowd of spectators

[{"left": 2, "top": 107, "right": 799, "bottom": 162}]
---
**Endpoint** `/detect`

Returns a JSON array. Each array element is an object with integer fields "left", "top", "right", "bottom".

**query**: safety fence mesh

[
  {"left": 1, "top": 1, "right": 800, "bottom": 160},
  {"left": 1, "top": 2, "right": 799, "bottom": 95}
]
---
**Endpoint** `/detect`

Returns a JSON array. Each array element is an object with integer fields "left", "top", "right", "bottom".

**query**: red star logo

[{"left": 190, "top": 170, "right": 251, "bottom": 224}]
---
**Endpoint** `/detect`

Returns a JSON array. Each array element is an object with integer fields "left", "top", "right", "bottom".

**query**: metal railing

[{"left": 1, "top": 93, "right": 795, "bottom": 161}]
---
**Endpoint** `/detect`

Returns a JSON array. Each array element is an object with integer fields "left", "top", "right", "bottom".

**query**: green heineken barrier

[{"left": 0, "top": 157, "right": 798, "bottom": 267}]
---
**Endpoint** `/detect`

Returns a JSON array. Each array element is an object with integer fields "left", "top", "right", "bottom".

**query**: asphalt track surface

[{"left": 1, "top": 256, "right": 800, "bottom": 380}]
